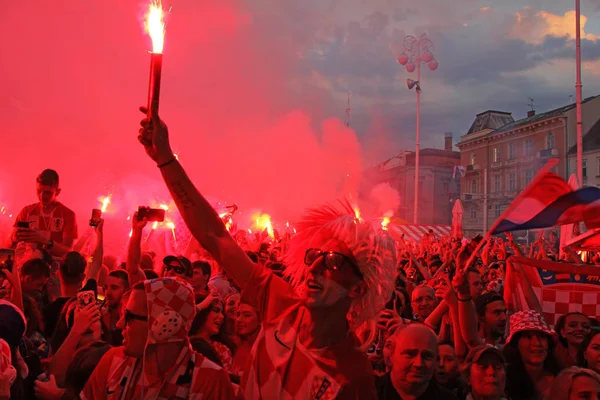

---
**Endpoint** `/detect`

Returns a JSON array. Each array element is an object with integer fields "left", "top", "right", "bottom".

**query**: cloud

[{"left": 510, "top": 8, "right": 600, "bottom": 44}]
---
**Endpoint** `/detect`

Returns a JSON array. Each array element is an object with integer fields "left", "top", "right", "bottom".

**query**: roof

[
  {"left": 568, "top": 116, "right": 600, "bottom": 155},
  {"left": 466, "top": 111, "right": 515, "bottom": 135},
  {"left": 460, "top": 96, "right": 600, "bottom": 146}
]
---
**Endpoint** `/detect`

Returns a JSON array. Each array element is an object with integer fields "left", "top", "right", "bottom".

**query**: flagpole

[
  {"left": 576, "top": 0, "right": 584, "bottom": 188},
  {"left": 462, "top": 158, "right": 560, "bottom": 270}
]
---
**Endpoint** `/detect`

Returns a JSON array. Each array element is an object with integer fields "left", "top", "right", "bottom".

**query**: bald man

[{"left": 376, "top": 324, "right": 458, "bottom": 399}]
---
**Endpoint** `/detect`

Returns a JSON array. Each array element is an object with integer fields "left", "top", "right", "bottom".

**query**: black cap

[
  {"left": 475, "top": 292, "right": 505, "bottom": 316},
  {"left": 163, "top": 255, "right": 193, "bottom": 277},
  {"left": 37, "top": 169, "right": 59, "bottom": 187}
]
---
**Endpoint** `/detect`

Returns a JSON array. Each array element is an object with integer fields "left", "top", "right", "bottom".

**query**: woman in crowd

[
  {"left": 554, "top": 312, "right": 592, "bottom": 370},
  {"left": 189, "top": 294, "right": 239, "bottom": 380},
  {"left": 578, "top": 330, "right": 600, "bottom": 374},
  {"left": 504, "top": 310, "right": 560, "bottom": 400}
]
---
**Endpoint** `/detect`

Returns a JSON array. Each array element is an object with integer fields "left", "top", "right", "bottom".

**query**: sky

[{"left": 1, "top": 0, "right": 600, "bottom": 251}]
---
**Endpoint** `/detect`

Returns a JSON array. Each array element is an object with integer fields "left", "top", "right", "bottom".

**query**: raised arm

[
  {"left": 126, "top": 212, "right": 149, "bottom": 288},
  {"left": 137, "top": 108, "right": 255, "bottom": 289}
]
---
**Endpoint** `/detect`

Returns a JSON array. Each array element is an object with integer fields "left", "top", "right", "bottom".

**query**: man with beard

[
  {"left": 11, "top": 169, "right": 77, "bottom": 258},
  {"left": 137, "top": 107, "right": 397, "bottom": 398},
  {"left": 102, "top": 270, "right": 129, "bottom": 346},
  {"left": 474, "top": 292, "right": 507, "bottom": 348}
]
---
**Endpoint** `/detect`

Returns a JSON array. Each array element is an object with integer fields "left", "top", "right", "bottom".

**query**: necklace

[{"left": 38, "top": 203, "right": 56, "bottom": 231}]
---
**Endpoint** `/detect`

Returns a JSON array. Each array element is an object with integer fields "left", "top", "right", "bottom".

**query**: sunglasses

[
  {"left": 124, "top": 309, "right": 148, "bottom": 325},
  {"left": 165, "top": 265, "right": 185, "bottom": 275},
  {"left": 304, "top": 248, "right": 363, "bottom": 279}
]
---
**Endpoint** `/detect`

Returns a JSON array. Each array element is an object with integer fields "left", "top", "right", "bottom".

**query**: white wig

[{"left": 282, "top": 200, "right": 397, "bottom": 328}]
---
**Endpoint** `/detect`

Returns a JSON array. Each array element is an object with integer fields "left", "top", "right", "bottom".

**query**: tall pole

[
  {"left": 397, "top": 34, "right": 438, "bottom": 224},
  {"left": 414, "top": 48, "right": 421, "bottom": 224},
  {"left": 576, "top": 0, "right": 583, "bottom": 187}
]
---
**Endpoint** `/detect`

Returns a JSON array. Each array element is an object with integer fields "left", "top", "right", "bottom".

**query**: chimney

[
  {"left": 444, "top": 132, "right": 453, "bottom": 151},
  {"left": 527, "top": 110, "right": 536, "bottom": 118}
]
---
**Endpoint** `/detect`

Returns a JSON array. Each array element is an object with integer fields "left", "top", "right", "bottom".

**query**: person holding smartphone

[{"left": 10, "top": 169, "right": 77, "bottom": 258}]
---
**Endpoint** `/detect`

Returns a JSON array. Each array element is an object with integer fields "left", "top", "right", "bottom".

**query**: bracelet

[
  {"left": 457, "top": 296, "right": 472, "bottom": 302},
  {"left": 157, "top": 158, "right": 177, "bottom": 168}
]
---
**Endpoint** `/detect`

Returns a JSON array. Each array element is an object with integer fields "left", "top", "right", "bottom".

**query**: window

[
  {"left": 509, "top": 173, "right": 516, "bottom": 191},
  {"left": 546, "top": 132, "right": 555, "bottom": 149},
  {"left": 524, "top": 138, "right": 533, "bottom": 156},
  {"left": 583, "top": 159, "right": 587, "bottom": 178},
  {"left": 494, "top": 175, "right": 500, "bottom": 193},
  {"left": 470, "top": 209, "right": 477, "bottom": 219},
  {"left": 525, "top": 169, "right": 533, "bottom": 185},
  {"left": 471, "top": 152, "right": 477, "bottom": 165},
  {"left": 494, "top": 204, "right": 501, "bottom": 218},
  {"left": 471, "top": 179, "right": 477, "bottom": 193},
  {"left": 493, "top": 147, "right": 501, "bottom": 162},
  {"left": 508, "top": 143, "right": 516, "bottom": 159}
]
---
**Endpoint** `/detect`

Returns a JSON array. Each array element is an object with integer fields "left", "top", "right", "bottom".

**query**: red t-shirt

[
  {"left": 14, "top": 202, "right": 77, "bottom": 244},
  {"left": 241, "top": 264, "right": 377, "bottom": 399}
]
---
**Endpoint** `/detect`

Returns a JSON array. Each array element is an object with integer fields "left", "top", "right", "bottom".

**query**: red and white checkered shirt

[
  {"left": 241, "top": 265, "right": 377, "bottom": 399},
  {"left": 81, "top": 344, "right": 235, "bottom": 400}
]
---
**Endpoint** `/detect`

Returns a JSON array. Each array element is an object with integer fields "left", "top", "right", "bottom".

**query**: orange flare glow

[
  {"left": 252, "top": 212, "right": 274, "bottom": 238},
  {"left": 159, "top": 203, "right": 169, "bottom": 211},
  {"left": 152, "top": 221, "right": 158, "bottom": 230},
  {"left": 381, "top": 217, "right": 390, "bottom": 230},
  {"left": 145, "top": 0, "right": 166, "bottom": 54},
  {"left": 99, "top": 195, "right": 111, "bottom": 213},
  {"left": 353, "top": 207, "right": 362, "bottom": 222},
  {"left": 128, "top": 229, "right": 133, "bottom": 238}
]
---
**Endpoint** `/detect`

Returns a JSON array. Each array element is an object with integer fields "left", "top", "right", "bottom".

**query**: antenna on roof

[
  {"left": 527, "top": 97, "right": 535, "bottom": 111},
  {"left": 569, "top": 95, "right": 573, "bottom": 104}
]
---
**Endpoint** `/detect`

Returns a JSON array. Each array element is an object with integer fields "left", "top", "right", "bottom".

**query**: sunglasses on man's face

[
  {"left": 304, "top": 248, "right": 363, "bottom": 279},
  {"left": 165, "top": 265, "right": 185, "bottom": 275},
  {"left": 124, "top": 309, "right": 148, "bottom": 325}
]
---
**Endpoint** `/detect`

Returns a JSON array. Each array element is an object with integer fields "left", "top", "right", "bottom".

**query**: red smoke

[{"left": 0, "top": 0, "right": 372, "bottom": 255}]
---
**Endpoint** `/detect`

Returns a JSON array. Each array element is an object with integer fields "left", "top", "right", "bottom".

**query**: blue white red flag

[{"left": 492, "top": 172, "right": 600, "bottom": 234}]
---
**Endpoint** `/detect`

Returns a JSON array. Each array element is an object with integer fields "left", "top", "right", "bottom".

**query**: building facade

[
  {"left": 457, "top": 96, "right": 600, "bottom": 238},
  {"left": 568, "top": 116, "right": 600, "bottom": 188},
  {"left": 363, "top": 138, "right": 461, "bottom": 225}
]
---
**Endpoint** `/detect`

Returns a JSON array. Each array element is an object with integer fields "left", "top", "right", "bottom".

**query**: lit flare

[
  {"left": 99, "top": 195, "right": 111, "bottom": 213},
  {"left": 145, "top": 1, "right": 165, "bottom": 54}
]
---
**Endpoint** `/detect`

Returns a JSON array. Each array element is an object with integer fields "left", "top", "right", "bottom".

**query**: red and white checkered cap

[{"left": 506, "top": 309, "right": 556, "bottom": 345}]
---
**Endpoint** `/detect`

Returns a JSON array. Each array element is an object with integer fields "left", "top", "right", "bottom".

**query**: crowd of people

[{"left": 0, "top": 108, "right": 599, "bottom": 399}]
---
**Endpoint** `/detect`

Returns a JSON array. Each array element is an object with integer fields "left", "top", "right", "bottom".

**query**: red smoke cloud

[{"left": 0, "top": 0, "right": 367, "bottom": 254}]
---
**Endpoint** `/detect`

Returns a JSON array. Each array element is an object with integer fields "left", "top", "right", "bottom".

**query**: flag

[
  {"left": 492, "top": 172, "right": 600, "bottom": 234},
  {"left": 452, "top": 166, "right": 465, "bottom": 179},
  {"left": 514, "top": 256, "right": 600, "bottom": 326}
]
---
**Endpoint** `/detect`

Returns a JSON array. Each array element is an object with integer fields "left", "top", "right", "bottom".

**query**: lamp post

[
  {"left": 575, "top": 0, "right": 583, "bottom": 187},
  {"left": 398, "top": 33, "right": 438, "bottom": 224}
]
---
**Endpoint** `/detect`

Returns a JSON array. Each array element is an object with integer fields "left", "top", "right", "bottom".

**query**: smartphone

[
  {"left": 89, "top": 209, "right": 102, "bottom": 227},
  {"left": 0, "top": 249, "right": 15, "bottom": 272},
  {"left": 77, "top": 290, "right": 96, "bottom": 310},
  {"left": 16, "top": 221, "right": 30, "bottom": 228},
  {"left": 138, "top": 206, "right": 165, "bottom": 222}
]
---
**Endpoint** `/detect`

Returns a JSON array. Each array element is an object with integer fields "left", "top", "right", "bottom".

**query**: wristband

[
  {"left": 157, "top": 158, "right": 177, "bottom": 168},
  {"left": 457, "top": 296, "right": 472, "bottom": 302}
]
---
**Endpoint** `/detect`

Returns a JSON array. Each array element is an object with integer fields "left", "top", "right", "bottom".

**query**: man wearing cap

[
  {"left": 474, "top": 292, "right": 507, "bottom": 348},
  {"left": 163, "top": 255, "right": 193, "bottom": 280},
  {"left": 82, "top": 277, "right": 235, "bottom": 399},
  {"left": 138, "top": 110, "right": 398, "bottom": 398},
  {"left": 461, "top": 345, "right": 507, "bottom": 400},
  {"left": 11, "top": 169, "right": 77, "bottom": 257}
]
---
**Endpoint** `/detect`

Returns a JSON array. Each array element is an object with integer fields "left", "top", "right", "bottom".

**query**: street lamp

[{"left": 398, "top": 33, "right": 439, "bottom": 225}]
